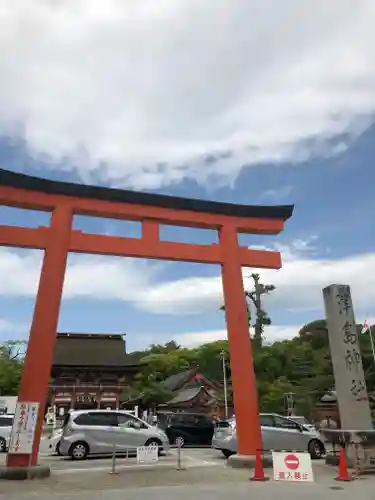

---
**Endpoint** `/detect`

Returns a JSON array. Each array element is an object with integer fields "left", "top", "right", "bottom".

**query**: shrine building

[{"left": 49, "top": 332, "right": 141, "bottom": 417}]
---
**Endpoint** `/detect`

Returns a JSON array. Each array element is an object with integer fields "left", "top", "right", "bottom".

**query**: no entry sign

[
  {"left": 284, "top": 454, "right": 300, "bottom": 470},
  {"left": 272, "top": 451, "right": 314, "bottom": 482}
]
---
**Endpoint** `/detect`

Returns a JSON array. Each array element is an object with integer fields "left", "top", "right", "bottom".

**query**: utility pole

[
  {"left": 253, "top": 274, "right": 263, "bottom": 347},
  {"left": 221, "top": 350, "right": 229, "bottom": 418},
  {"left": 284, "top": 392, "right": 295, "bottom": 416},
  {"left": 246, "top": 273, "right": 275, "bottom": 348}
]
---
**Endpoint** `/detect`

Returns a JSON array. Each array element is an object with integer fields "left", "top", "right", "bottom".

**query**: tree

[
  {"left": 246, "top": 273, "right": 275, "bottom": 348},
  {"left": 191, "top": 340, "right": 229, "bottom": 382},
  {"left": 0, "top": 341, "right": 26, "bottom": 396},
  {"left": 124, "top": 320, "right": 375, "bottom": 417},
  {"left": 220, "top": 273, "right": 275, "bottom": 348}
]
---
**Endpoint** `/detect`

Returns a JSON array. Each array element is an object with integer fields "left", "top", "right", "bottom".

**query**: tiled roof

[
  {"left": 53, "top": 333, "right": 139, "bottom": 367},
  {"left": 161, "top": 367, "right": 199, "bottom": 391},
  {"left": 166, "top": 387, "right": 204, "bottom": 405}
]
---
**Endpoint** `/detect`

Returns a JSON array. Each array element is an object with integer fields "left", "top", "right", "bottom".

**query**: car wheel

[
  {"left": 308, "top": 439, "right": 325, "bottom": 459},
  {"left": 145, "top": 438, "right": 163, "bottom": 456},
  {"left": 69, "top": 441, "right": 89, "bottom": 461},
  {"left": 0, "top": 437, "right": 6, "bottom": 453},
  {"left": 55, "top": 441, "right": 61, "bottom": 456},
  {"left": 174, "top": 435, "right": 185, "bottom": 447},
  {"left": 222, "top": 449, "right": 235, "bottom": 459}
]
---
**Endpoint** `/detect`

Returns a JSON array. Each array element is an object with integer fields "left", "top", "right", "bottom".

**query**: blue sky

[{"left": 0, "top": 1, "right": 374, "bottom": 351}]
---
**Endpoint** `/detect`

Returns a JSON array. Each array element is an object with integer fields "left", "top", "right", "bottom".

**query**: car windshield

[
  {"left": 290, "top": 416, "right": 310, "bottom": 425},
  {"left": 0, "top": 417, "right": 13, "bottom": 426},
  {"left": 216, "top": 418, "right": 236, "bottom": 429}
]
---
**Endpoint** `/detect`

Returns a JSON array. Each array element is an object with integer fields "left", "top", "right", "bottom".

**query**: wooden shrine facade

[{"left": 49, "top": 333, "right": 140, "bottom": 417}]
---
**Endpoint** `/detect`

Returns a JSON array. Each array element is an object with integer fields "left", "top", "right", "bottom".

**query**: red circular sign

[{"left": 284, "top": 454, "right": 300, "bottom": 470}]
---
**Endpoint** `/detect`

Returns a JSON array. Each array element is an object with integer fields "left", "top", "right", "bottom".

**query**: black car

[{"left": 165, "top": 412, "right": 215, "bottom": 447}]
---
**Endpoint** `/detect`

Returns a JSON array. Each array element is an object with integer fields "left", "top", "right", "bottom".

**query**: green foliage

[
  {"left": 0, "top": 341, "right": 26, "bottom": 396},
  {"left": 128, "top": 322, "right": 375, "bottom": 417}
]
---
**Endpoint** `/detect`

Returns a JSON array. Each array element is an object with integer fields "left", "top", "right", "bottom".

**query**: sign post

[
  {"left": 8, "top": 402, "right": 39, "bottom": 455},
  {"left": 272, "top": 452, "right": 314, "bottom": 482}
]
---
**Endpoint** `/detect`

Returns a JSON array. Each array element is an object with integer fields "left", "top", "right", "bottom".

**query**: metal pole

[
  {"left": 27, "top": 451, "right": 32, "bottom": 480},
  {"left": 368, "top": 329, "right": 375, "bottom": 366},
  {"left": 176, "top": 441, "right": 185, "bottom": 470},
  {"left": 109, "top": 444, "right": 118, "bottom": 474},
  {"left": 362, "top": 315, "right": 375, "bottom": 365},
  {"left": 222, "top": 351, "right": 228, "bottom": 419}
]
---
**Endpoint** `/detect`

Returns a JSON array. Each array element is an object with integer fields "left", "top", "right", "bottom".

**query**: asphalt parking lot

[
  {"left": 1, "top": 445, "right": 374, "bottom": 500},
  {"left": 0, "top": 440, "right": 225, "bottom": 473}
]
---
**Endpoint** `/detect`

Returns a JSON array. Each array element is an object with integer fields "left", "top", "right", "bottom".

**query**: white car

[
  {"left": 0, "top": 414, "right": 14, "bottom": 452},
  {"left": 60, "top": 410, "right": 170, "bottom": 460},
  {"left": 212, "top": 413, "right": 325, "bottom": 459},
  {"left": 289, "top": 416, "right": 317, "bottom": 432},
  {"left": 47, "top": 428, "right": 63, "bottom": 455}
]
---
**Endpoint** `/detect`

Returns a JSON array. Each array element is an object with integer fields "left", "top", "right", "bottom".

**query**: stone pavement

[{"left": 1, "top": 461, "right": 375, "bottom": 500}]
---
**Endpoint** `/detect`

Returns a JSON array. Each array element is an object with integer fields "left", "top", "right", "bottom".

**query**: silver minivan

[
  {"left": 212, "top": 413, "right": 325, "bottom": 459},
  {"left": 0, "top": 414, "right": 14, "bottom": 452},
  {"left": 60, "top": 410, "right": 170, "bottom": 460}
]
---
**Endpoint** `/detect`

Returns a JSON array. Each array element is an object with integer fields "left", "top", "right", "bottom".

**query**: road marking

[
  {"left": 180, "top": 455, "right": 218, "bottom": 466},
  {"left": 169, "top": 450, "right": 219, "bottom": 466}
]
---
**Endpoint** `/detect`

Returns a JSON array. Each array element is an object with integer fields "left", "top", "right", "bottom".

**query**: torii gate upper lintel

[{"left": 0, "top": 168, "right": 293, "bottom": 468}]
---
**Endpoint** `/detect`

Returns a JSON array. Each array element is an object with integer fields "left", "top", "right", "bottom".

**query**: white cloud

[
  {"left": 0, "top": 1, "right": 374, "bottom": 188},
  {"left": 0, "top": 318, "right": 26, "bottom": 334},
  {"left": 260, "top": 186, "right": 293, "bottom": 201},
  {"left": 0, "top": 249, "right": 160, "bottom": 300},
  {"left": 0, "top": 317, "right": 28, "bottom": 342},
  {"left": 176, "top": 329, "right": 228, "bottom": 348},
  {"left": 176, "top": 325, "right": 299, "bottom": 348},
  {"left": 0, "top": 237, "right": 374, "bottom": 339}
]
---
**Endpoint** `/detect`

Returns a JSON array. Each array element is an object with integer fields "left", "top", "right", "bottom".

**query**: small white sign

[
  {"left": 46, "top": 406, "right": 56, "bottom": 426},
  {"left": 272, "top": 452, "right": 314, "bottom": 482},
  {"left": 8, "top": 402, "right": 39, "bottom": 455},
  {"left": 136, "top": 445, "right": 159, "bottom": 464}
]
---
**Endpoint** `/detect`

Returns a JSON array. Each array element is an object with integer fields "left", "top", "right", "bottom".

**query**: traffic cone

[
  {"left": 335, "top": 447, "right": 352, "bottom": 482},
  {"left": 250, "top": 450, "right": 270, "bottom": 482}
]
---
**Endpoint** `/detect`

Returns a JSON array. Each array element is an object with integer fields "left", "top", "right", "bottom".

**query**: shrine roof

[
  {"left": 166, "top": 386, "right": 206, "bottom": 405},
  {"left": 53, "top": 332, "right": 139, "bottom": 368},
  {"left": 0, "top": 168, "right": 294, "bottom": 220},
  {"left": 161, "top": 367, "right": 199, "bottom": 391}
]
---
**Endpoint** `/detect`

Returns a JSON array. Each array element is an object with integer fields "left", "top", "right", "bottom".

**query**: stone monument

[{"left": 323, "top": 284, "right": 372, "bottom": 430}]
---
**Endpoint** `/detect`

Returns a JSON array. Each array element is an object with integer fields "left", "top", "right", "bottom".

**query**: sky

[{"left": 0, "top": 0, "right": 375, "bottom": 352}]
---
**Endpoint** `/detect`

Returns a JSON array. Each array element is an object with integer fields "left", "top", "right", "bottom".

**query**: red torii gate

[{"left": 0, "top": 169, "right": 293, "bottom": 468}]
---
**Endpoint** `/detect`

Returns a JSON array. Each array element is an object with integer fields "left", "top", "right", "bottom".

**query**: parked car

[
  {"left": 289, "top": 416, "right": 317, "bottom": 432},
  {"left": 59, "top": 410, "right": 170, "bottom": 460},
  {"left": 211, "top": 413, "right": 325, "bottom": 459},
  {"left": 48, "top": 428, "right": 63, "bottom": 455},
  {"left": 0, "top": 414, "right": 14, "bottom": 452},
  {"left": 165, "top": 412, "right": 215, "bottom": 447}
]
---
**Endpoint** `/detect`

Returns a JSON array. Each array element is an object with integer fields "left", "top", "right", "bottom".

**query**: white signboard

[
  {"left": 136, "top": 445, "right": 159, "bottom": 464},
  {"left": 272, "top": 452, "right": 314, "bottom": 482},
  {"left": 8, "top": 402, "right": 39, "bottom": 455}
]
